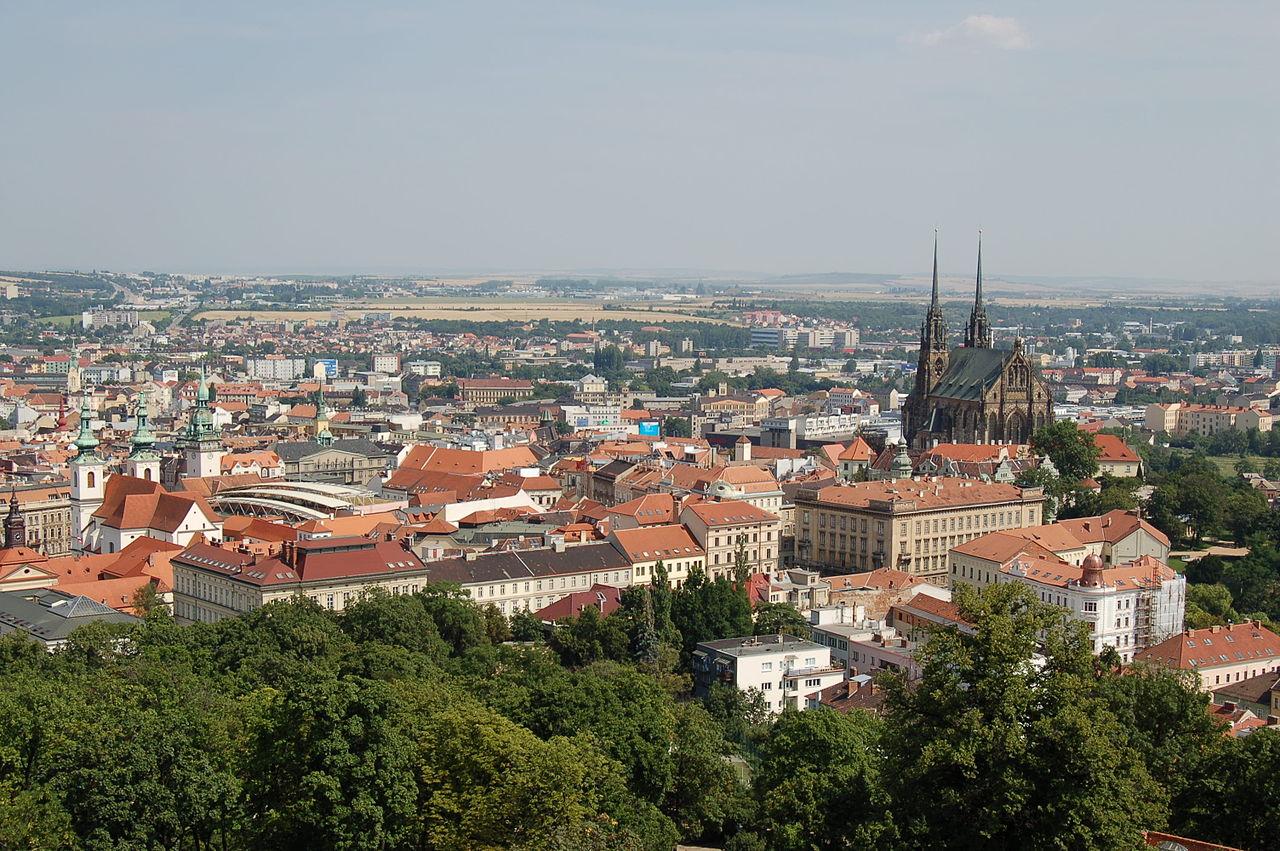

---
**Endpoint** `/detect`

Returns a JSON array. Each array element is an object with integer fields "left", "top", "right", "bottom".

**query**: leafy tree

[
  {"left": 750, "top": 709, "right": 892, "bottom": 849},
  {"left": 1172, "top": 724, "right": 1280, "bottom": 850},
  {"left": 700, "top": 682, "right": 769, "bottom": 746},
  {"left": 338, "top": 589, "right": 450, "bottom": 659},
  {"left": 670, "top": 568, "right": 753, "bottom": 668},
  {"left": 881, "top": 583, "right": 1164, "bottom": 849},
  {"left": 548, "top": 606, "right": 630, "bottom": 667},
  {"left": 130, "top": 581, "right": 163, "bottom": 617},
  {"left": 1175, "top": 472, "right": 1228, "bottom": 542},
  {"left": 751, "top": 602, "right": 809, "bottom": 638},
  {"left": 662, "top": 703, "right": 749, "bottom": 844},
  {"left": 662, "top": 416, "right": 692, "bottom": 438},
  {"left": 1096, "top": 663, "right": 1225, "bottom": 805},
  {"left": 510, "top": 608, "right": 544, "bottom": 642},
  {"left": 1183, "top": 583, "right": 1241, "bottom": 629},
  {"left": 1031, "top": 420, "right": 1100, "bottom": 485},
  {"left": 245, "top": 674, "right": 418, "bottom": 849}
]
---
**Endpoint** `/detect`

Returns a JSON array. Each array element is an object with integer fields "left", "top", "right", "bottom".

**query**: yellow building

[{"left": 794, "top": 477, "right": 1045, "bottom": 585}]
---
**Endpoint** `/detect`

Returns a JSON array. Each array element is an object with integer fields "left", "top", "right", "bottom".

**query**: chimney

[
  {"left": 554, "top": 539, "right": 566, "bottom": 553},
  {"left": 464, "top": 550, "right": 478, "bottom": 561},
  {"left": 1211, "top": 624, "right": 1222, "bottom": 633}
]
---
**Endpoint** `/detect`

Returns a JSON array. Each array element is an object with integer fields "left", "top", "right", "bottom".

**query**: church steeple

[
  {"left": 965, "top": 229, "right": 993, "bottom": 348},
  {"left": 4, "top": 488, "right": 25, "bottom": 550},
  {"left": 922, "top": 229, "right": 947, "bottom": 349}
]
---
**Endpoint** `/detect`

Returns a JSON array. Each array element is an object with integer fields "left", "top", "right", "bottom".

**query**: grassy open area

[{"left": 1204, "top": 453, "right": 1271, "bottom": 477}]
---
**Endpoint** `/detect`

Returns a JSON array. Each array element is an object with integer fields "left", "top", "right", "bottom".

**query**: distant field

[{"left": 195, "top": 301, "right": 733, "bottom": 325}]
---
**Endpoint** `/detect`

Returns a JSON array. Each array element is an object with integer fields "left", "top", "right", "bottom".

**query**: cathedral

[{"left": 903, "top": 233, "right": 1054, "bottom": 448}]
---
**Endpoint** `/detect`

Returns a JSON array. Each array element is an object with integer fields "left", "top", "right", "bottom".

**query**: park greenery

[{"left": 0, "top": 575, "right": 1274, "bottom": 850}]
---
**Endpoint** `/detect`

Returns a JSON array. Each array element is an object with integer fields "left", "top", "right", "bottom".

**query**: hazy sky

[{"left": 1, "top": 2, "right": 1276, "bottom": 281}]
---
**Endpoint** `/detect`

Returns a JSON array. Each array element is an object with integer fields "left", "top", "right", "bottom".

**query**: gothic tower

[
  {"left": 905, "top": 231, "right": 949, "bottom": 441},
  {"left": 965, "top": 230, "right": 993, "bottom": 349}
]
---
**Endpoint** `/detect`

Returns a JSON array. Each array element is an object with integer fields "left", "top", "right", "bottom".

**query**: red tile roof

[
  {"left": 1136, "top": 621, "right": 1280, "bottom": 672},
  {"left": 533, "top": 584, "right": 623, "bottom": 622},
  {"left": 683, "top": 499, "right": 778, "bottom": 527},
  {"left": 610, "top": 524, "right": 704, "bottom": 563}
]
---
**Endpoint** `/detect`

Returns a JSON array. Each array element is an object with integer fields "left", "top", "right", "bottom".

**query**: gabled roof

[
  {"left": 607, "top": 493, "right": 677, "bottom": 525},
  {"left": 1092, "top": 433, "right": 1140, "bottom": 464},
  {"left": 92, "top": 474, "right": 221, "bottom": 532},
  {"left": 425, "top": 542, "right": 629, "bottom": 584},
  {"left": 395, "top": 444, "right": 538, "bottom": 476},
  {"left": 534, "top": 584, "right": 623, "bottom": 622},
  {"left": 610, "top": 524, "right": 704, "bottom": 563},
  {"left": 1055, "top": 510, "right": 1170, "bottom": 548},
  {"left": 838, "top": 437, "right": 875, "bottom": 463},
  {"left": 682, "top": 499, "right": 778, "bottom": 527},
  {"left": 1137, "top": 621, "right": 1280, "bottom": 672},
  {"left": 929, "top": 348, "right": 1010, "bottom": 402}
]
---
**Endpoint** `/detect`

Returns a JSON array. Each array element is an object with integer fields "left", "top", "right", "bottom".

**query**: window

[
  {"left": 761, "top": 682, "right": 772, "bottom": 690},
  {"left": 804, "top": 657, "right": 816, "bottom": 667},
  {"left": 761, "top": 661, "right": 773, "bottom": 672}
]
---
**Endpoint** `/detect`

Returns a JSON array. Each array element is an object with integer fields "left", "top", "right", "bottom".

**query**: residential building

[
  {"left": 1145, "top": 402, "right": 1274, "bottom": 438},
  {"left": 794, "top": 478, "right": 1045, "bottom": 585},
  {"left": 691, "top": 634, "right": 845, "bottom": 713},
  {"left": 1093, "top": 433, "right": 1142, "bottom": 477},
  {"left": 680, "top": 499, "right": 782, "bottom": 580},
  {"left": 372, "top": 353, "right": 401, "bottom": 374},
  {"left": 608, "top": 524, "right": 704, "bottom": 588},
  {"left": 246, "top": 356, "right": 308, "bottom": 381},
  {"left": 1136, "top": 621, "right": 1280, "bottom": 691},
  {"left": 953, "top": 534, "right": 1184, "bottom": 661}
]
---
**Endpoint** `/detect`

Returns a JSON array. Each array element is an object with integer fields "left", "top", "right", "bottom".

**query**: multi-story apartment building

[
  {"left": 372, "top": 353, "right": 401, "bottom": 374},
  {"left": 246, "top": 356, "right": 308, "bottom": 381},
  {"left": 796, "top": 327, "right": 835, "bottom": 350},
  {"left": 172, "top": 536, "right": 429, "bottom": 623},
  {"left": 691, "top": 634, "right": 845, "bottom": 713},
  {"left": 607, "top": 524, "right": 704, "bottom": 589},
  {"left": 14, "top": 483, "right": 73, "bottom": 556},
  {"left": 750, "top": 327, "right": 799, "bottom": 350},
  {"left": 1145, "top": 402, "right": 1273, "bottom": 438},
  {"left": 680, "top": 499, "right": 782, "bottom": 580},
  {"left": 793, "top": 478, "right": 1045, "bottom": 585}
]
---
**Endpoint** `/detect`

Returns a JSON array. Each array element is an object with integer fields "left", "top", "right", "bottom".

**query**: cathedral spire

[
  {"left": 930, "top": 228, "right": 940, "bottom": 308},
  {"left": 965, "top": 229, "right": 993, "bottom": 348}
]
